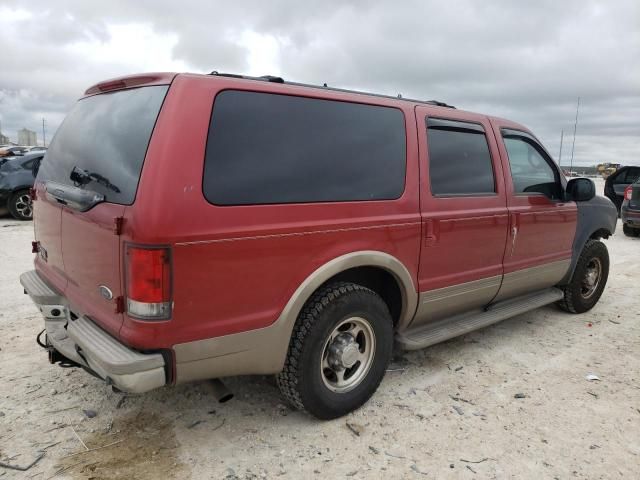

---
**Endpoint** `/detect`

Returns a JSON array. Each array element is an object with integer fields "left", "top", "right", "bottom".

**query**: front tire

[
  {"left": 8, "top": 189, "right": 33, "bottom": 220},
  {"left": 277, "top": 282, "right": 393, "bottom": 420},
  {"left": 623, "top": 223, "right": 640, "bottom": 237},
  {"left": 558, "top": 240, "right": 609, "bottom": 314}
]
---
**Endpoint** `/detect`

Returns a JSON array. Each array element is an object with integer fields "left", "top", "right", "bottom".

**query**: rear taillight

[
  {"left": 125, "top": 244, "right": 172, "bottom": 320},
  {"left": 624, "top": 185, "right": 633, "bottom": 201}
]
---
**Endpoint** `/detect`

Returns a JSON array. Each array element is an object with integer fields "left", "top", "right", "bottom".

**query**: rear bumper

[
  {"left": 621, "top": 205, "right": 640, "bottom": 226},
  {"left": 20, "top": 270, "right": 166, "bottom": 393}
]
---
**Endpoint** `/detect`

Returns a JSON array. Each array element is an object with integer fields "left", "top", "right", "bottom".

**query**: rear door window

[
  {"left": 37, "top": 85, "right": 168, "bottom": 205},
  {"left": 426, "top": 118, "right": 496, "bottom": 196},
  {"left": 203, "top": 90, "right": 406, "bottom": 205}
]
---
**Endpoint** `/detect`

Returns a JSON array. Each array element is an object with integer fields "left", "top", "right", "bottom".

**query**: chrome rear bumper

[{"left": 20, "top": 270, "right": 166, "bottom": 393}]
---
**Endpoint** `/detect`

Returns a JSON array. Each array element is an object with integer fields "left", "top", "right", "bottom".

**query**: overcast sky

[{"left": 0, "top": 0, "right": 638, "bottom": 166}]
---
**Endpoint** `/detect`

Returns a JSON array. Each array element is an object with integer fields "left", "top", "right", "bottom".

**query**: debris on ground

[
  {"left": 345, "top": 422, "right": 364, "bottom": 437},
  {"left": 0, "top": 451, "right": 45, "bottom": 471}
]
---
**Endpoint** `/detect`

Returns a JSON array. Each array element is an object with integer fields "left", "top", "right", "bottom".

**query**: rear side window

[
  {"left": 613, "top": 167, "right": 640, "bottom": 184},
  {"left": 203, "top": 90, "right": 406, "bottom": 205},
  {"left": 426, "top": 118, "right": 495, "bottom": 196},
  {"left": 38, "top": 85, "right": 168, "bottom": 205}
]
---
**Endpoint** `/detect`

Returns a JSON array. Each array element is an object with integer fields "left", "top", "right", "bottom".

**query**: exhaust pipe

[{"left": 209, "top": 379, "right": 234, "bottom": 403}]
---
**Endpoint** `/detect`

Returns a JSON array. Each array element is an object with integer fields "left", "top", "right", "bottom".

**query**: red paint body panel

[
  {"left": 32, "top": 186, "right": 67, "bottom": 293},
  {"left": 60, "top": 203, "right": 125, "bottom": 337},
  {"left": 489, "top": 118, "right": 577, "bottom": 273},
  {"left": 416, "top": 107, "right": 509, "bottom": 292}
]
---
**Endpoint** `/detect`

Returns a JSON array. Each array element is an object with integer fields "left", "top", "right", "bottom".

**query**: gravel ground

[{"left": 1, "top": 189, "right": 638, "bottom": 479}]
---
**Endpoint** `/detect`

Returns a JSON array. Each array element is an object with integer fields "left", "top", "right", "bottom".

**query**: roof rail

[{"left": 208, "top": 71, "right": 455, "bottom": 109}]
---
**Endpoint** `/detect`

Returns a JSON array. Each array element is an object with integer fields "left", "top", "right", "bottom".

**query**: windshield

[{"left": 37, "top": 85, "right": 168, "bottom": 205}]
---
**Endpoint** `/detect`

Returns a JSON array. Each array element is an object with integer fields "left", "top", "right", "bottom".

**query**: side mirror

[{"left": 566, "top": 177, "right": 595, "bottom": 202}]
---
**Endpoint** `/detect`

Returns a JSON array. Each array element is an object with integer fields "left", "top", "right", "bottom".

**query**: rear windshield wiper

[
  {"left": 45, "top": 181, "right": 105, "bottom": 212},
  {"left": 70, "top": 165, "right": 121, "bottom": 193}
]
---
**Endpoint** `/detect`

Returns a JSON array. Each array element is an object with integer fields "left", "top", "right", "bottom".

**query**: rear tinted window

[
  {"left": 38, "top": 85, "right": 168, "bottom": 205},
  {"left": 613, "top": 167, "right": 640, "bottom": 184},
  {"left": 426, "top": 118, "right": 495, "bottom": 196},
  {"left": 203, "top": 90, "right": 406, "bottom": 205}
]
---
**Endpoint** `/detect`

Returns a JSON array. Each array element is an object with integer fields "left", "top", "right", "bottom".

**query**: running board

[{"left": 396, "top": 288, "right": 564, "bottom": 350}]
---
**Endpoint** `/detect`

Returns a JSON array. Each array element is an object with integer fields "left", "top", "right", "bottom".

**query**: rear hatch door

[
  {"left": 630, "top": 182, "right": 640, "bottom": 210},
  {"left": 36, "top": 83, "right": 169, "bottom": 336}
]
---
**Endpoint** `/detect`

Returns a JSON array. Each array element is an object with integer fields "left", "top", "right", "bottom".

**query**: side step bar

[{"left": 396, "top": 288, "right": 564, "bottom": 350}]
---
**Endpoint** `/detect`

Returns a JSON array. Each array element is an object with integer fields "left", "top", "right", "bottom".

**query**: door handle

[{"left": 510, "top": 213, "right": 519, "bottom": 257}]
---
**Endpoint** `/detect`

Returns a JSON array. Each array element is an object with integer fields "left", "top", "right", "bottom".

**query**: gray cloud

[{"left": 0, "top": 0, "right": 638, "bottom": 166}]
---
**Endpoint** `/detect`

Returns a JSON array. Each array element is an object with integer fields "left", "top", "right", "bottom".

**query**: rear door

[
  {"left": 413, "top": 107, "right": 509, "bottom": 326},
  {"left": 35, "top": 83, "right": 169, "bottom": 337},
  {"left": 490, "top": 122, "right": 577, "bottom": 301}
]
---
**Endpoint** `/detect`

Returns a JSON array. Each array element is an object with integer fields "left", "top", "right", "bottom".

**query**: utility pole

[
  {"left": 42, "top": 118, "right": 46, "bottom": 147},
  {"left": 569, "top": 97, "right": 580, "bottom": 173},
  {"left": 558, "top": 129, "right": 564, "bottom": 167}
]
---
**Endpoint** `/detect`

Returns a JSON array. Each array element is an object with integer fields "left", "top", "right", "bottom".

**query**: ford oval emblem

[{"left": 98, "top": 285, "right": 113, "bottom": 300}]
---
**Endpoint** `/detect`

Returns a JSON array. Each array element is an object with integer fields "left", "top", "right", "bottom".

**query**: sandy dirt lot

[{"left": 1, "top": 191, "right": 638, "bottom": 479}]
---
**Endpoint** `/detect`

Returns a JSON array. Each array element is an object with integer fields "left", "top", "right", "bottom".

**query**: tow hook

[{"left": 36, "top": 329, "right": 80, "bottom": 368}]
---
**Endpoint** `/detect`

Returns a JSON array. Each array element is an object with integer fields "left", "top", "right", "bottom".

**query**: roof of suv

[{"left": 83, "top": 71, "right": 531, "bottom": 133}]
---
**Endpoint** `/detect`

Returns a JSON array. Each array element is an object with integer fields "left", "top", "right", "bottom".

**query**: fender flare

[{"left": 559, "top": 195, "right": 617, "bottom": 285}]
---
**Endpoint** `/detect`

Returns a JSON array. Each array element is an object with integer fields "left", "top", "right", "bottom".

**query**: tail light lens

[
  {"left": 125, "top": 244, "right": 172, "bottom": 320},
  {"left": 624, "top": 185, "right": 633, "bottom": 201}
]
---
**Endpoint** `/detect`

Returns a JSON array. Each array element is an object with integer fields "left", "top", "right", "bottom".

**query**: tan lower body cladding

[
  {"left": 412, "top": 259, "right": 571, "bottom": 327},
  {"left": 173, "top": 258, "right": 570, "bottom": 384}
]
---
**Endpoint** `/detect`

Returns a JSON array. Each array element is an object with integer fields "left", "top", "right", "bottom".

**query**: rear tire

[
  {"left": 276, "top": 282, "right": 393, "bottom": 420},
  {"left": 8, "top": 189, "right": 33, "bottom": 220},
  {"left": 623, "top": 223, "right": 640, "bottom": 237},
  {"left": 557, "top": 240, "right": 609, "bottom": 314}
]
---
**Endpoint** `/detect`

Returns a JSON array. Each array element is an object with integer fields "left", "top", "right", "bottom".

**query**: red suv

[{"left": 21, "top": 72, "right": 617, "bottom": 419}]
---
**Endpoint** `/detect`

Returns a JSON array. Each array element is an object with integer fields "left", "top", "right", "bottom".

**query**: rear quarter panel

[{"left": 119, "top": 75, "right": 421, "bottom": 349}]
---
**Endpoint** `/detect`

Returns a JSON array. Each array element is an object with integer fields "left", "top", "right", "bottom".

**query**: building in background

[
  {"left": 0, "top": 120, "right": 11, "bottom": 144},
  {"left": 17, "top": 127, "right": 37, "bottom": 146}
]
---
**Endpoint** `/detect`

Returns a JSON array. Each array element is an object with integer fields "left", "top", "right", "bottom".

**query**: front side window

[
  {"left": 203, "top": 90, "right": 406, "bottom": 205},
  {"left": 426, "top": 118, "right": 496, "bottom": 196},
  {"left": 502, "top": 132, "right": 561, "bottom": 199}
]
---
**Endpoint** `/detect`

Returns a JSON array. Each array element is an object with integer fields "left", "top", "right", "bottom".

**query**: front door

[
  {"left": 490, "top": 121, "right": 577, "bottom": 301},
  {"left": 413, "top": 108, "right": 509, "bottom": 327}
]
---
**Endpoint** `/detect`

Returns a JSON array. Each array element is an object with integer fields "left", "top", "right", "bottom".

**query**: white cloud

[{"left": 0, "top": 0, "right": 638, "bottom": 165}]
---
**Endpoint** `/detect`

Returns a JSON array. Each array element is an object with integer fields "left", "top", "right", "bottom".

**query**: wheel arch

[{"left": 280, "top": 251, "right": 418, "bottom": 333}]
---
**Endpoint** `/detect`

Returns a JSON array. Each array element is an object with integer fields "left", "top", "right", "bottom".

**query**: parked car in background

[
  {"left": 604, "top": 165, "right": 640, "bottom": 214},
  {"left": 621, "top": 180, "right": 640, "bottom": 237},
  {"left": 20, "top": 72, "right": 617, "bottom": 419},
  {"left": 27, "top": 146, "right": 48, "bottom": 152},
  {"left": 0, "top": 150, "right": 44, "bottom": 220},
  {"left": 0, "top": 146, "right": 29, "bottom": 157}
]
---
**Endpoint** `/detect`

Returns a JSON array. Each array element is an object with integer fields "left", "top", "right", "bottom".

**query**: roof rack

[{"left": 209, "top": 71, "right": 455, "bottom": 109}]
